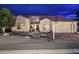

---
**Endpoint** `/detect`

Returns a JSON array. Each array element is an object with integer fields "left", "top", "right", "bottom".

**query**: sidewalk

[{"left": 0, "top": 49, "right": 79, "bottom": 54}]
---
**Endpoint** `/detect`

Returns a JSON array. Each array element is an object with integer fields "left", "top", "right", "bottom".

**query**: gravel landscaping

[{"left": 0, "top": 32, "right": 79, "bottom": 50}]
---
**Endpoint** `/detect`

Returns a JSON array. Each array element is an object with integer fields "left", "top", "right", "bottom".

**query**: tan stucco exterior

[
  {"left": 52, "top": 21, "right": 77, "bottom": 33},
  {"left": 12, "top": 15, "right": 30, "bottom": 32},
  {"left": 11, "top": 16, "right": 77, "bottom": 33},
  {"left": 39, "top": 18, "right": 52, "bottom": 32}
]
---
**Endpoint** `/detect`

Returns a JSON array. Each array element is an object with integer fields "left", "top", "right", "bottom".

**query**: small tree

[{"left": 0, "top": 8, "right": 15, "bottom": 33}]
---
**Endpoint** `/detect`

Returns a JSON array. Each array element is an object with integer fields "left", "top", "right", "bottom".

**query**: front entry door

[{"left": 30, "top": 24, "right": 39, "bottom": 32}]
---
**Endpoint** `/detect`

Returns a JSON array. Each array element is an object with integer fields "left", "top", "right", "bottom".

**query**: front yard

[{"left": 0, "top": 32, "right": 79, "bottom": 50}]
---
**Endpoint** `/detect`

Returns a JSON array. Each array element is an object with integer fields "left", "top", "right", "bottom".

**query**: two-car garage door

[{"left": 52, "top": 21, "right": 77, "bottom": 33}]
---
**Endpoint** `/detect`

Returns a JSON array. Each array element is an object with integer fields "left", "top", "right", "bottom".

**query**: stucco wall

[
  {"left": 39, "top": 18, "right": 52, "bottom": 32},
  {"left": 20, "top": 18, "right": 30, "bottom": 32},
  {"left": 52, "top": 21, "right": 77, "bottom": 33},
  {"left": 12, "top": 16, "right": 77, "bottom": 33},
  {"left": 12, "top": 16, "right": 30, "bottom": 32}
]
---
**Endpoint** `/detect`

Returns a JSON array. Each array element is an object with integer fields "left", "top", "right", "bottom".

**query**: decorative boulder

[
  {"left": 25, "top": 36, "right": 31, "bottom": 38},
  {"left": 3, "top": 33, "right": 10, "bottom": 36}
]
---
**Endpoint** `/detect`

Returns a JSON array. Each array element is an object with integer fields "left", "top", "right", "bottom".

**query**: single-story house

[{"left": 11, "top": 15, "right": 77, "bottom": 33}]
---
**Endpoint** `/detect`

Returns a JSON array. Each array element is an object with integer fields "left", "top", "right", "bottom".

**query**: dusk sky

[{"left": 0, "top": 4, "right": 79, "bottom": 19}]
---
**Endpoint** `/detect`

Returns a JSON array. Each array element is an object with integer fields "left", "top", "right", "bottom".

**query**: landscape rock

[
  {"left": 25, "top": 36, "right": 31, "bottom": 38},
  {"left": 3, "top": 33, "right": 10, "bottom": 36}
]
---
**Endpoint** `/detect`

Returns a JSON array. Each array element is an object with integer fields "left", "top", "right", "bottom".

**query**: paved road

[{"left": 0, "top": 49, "right": 79, "bottom": 54}]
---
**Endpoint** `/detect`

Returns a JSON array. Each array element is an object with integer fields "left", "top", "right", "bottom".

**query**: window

[
  {"left": 36, "top": 24, "right": 39, "bottom": 31},
  {"left": 17, "top": 23, "right": 21, "bottom": 29}
]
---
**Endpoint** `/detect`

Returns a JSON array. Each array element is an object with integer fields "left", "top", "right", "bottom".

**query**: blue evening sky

[{"left": 0, "top": 4, "right": 79, "bottom": 19}]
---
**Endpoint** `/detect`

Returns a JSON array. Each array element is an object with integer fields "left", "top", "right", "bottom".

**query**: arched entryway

[{"left": 30, "top": 24, "right": 39, "bottom": 32}]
